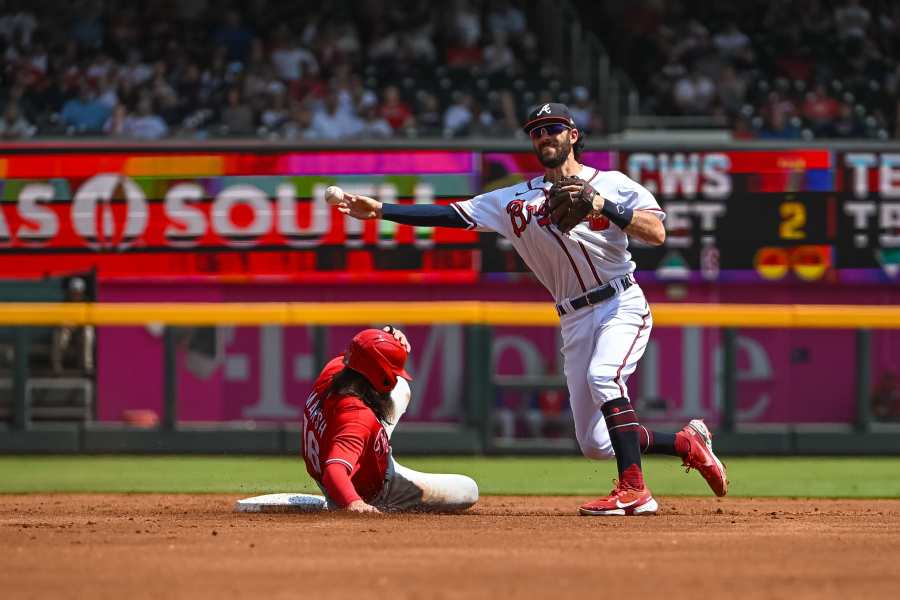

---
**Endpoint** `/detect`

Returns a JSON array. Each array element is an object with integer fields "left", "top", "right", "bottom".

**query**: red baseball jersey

[{"left": 301, "top": 357, "right": 390, "bottom": 505}]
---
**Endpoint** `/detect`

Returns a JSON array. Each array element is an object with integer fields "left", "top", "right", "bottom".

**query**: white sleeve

[
  {"left": 450, "top": 190, "right": 512, "bottom": 236},
  {"left": 594, "top": 171, "right": 666, "bottom": 221}
]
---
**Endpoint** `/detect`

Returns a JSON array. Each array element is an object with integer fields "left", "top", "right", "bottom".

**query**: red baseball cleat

[
  {"left": 578, "top": 481, "right": 658, "bottom": 516},
  {"left": 679, "top": 419, "right": 728, "bottom": 497}
]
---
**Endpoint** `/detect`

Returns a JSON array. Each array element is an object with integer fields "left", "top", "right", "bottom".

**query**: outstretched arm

[
  {"left": 321, "top": 462, "right": 379, "bottom": 513},
  {"left": 332, "top": 193, "right": 468, "bottom": 228}
]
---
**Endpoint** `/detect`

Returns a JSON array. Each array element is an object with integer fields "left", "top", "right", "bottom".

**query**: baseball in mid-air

[{"left": 325, "top": 185, "right": 344, "bottom": 204}]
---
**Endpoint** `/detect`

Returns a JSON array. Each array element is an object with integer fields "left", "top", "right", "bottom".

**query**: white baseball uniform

[{"left": 450, "top": 166, "right": 666, "bottom": 460}]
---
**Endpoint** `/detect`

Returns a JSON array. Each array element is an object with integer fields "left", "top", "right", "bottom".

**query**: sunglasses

[{"left": 529, "top": 123, "right": 571, "bottom": 139}]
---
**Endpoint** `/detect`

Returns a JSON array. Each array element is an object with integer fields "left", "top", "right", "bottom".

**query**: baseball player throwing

[
  {"left": 331, "top": 103, "right": 727, "bottom": 516},
  {"left": 302, "top": 326, "right": 479, "bottom": 513}
]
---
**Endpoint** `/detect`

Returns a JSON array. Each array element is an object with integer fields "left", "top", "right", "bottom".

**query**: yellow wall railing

[{"left": 1, "top": 302, "right": 899, "bottom": 328}]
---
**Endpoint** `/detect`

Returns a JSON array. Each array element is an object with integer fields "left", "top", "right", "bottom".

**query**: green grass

[{"left": 0, "top": 456, "right": 898, "bottom": 497}]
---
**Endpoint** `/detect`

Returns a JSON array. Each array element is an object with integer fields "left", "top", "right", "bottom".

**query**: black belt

[{"left": 556, "top": 275, "right": 634, "bottom": 316}]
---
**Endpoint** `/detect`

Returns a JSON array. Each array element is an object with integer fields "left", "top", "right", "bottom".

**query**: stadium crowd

[
  {"left": 595, "top": 0, "right": 900, "bottom": 139},
  {"left": 0, "top": 0, "right": 602, "bottom": 141},
  {"left": 2, "top": 1, "right": 899, "bottom": 141}
]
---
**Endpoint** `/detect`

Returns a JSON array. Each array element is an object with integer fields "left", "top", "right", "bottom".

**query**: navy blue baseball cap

[{"left": 522, "top": 102, "right": 576, "bottom": 133}]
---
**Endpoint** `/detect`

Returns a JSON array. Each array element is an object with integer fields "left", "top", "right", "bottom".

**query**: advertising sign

[{"left": 1, "top": 146, "right": 896, "bottom": 283}]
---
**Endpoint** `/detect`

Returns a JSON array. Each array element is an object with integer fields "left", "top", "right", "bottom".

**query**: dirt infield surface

[{"left": 2, "top": 494, "right": 898, "bottom": 599}]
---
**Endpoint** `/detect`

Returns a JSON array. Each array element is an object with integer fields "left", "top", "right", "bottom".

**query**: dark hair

[
  {"left": 573, "top": 129, "right": 585, "bottom": 162},
  {"left": 324, "top": 367, "right": 394, "bottom": 425}
]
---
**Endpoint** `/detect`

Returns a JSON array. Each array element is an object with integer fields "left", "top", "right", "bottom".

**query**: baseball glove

[{"left": 547, "top": 176, "right": 598, "bottom": 233}]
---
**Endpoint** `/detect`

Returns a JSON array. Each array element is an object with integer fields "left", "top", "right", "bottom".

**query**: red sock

[{"left": 622, "top": 464, "right": 645, "bottom": 489}]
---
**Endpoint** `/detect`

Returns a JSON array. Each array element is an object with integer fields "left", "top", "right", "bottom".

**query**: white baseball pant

[
  {"left": 559, "top": 283, "right": 653, "bottom": 460},
  {"left": 370, "top": 378, "right": 480, "bottom": 512}
]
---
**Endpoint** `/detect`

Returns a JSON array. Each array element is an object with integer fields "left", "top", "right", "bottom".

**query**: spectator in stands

[
  {"left": 759, "top": 90, "right": 800, "bottom": 138},
  {"left": 443, "top": 91, "right": 474, "bottom": 137},
  {"left": 0, "top": 11, "right": 38, "bottom": 47},
  {"left": 445, "top": 0, "right": 484, "bottom": 68},
  {"left": 470, "top": 98, "right": 496, "bottom": 135},
  {"left": 120, "top": 96, "right": 168, "bottom": 140},
  {"left": 486, "top": 90, "right": 520, "bottom": 136},
  {"left": 60, "top": 81, "right": 111, "bottom": 134},
  {"left": 279, "top": 100, "right": 315, "bottom": 140},
  {"left": 802, "top": 84, "right": 841, "bottom": 136},
  {"left": 260, "top": 89, "right": 290, "bottom": 133},
  {"left": 451, "top": 0, "right": 482, "bottom": 48},
  {"left": 219, "top": 86, "right": 255, "bottom": 136},
  {"left": 149, "top": 61, "right": 179, "bottom": 121},
  {"left": 835, "top": 0, "right": 871, "bottom": 39},
  {"left": 104, "top": 103, "right": 128, "bottom": 136},
  {"left": 356, "top": 96, "right": 393, "bottom": 138},
  {"left": 51, "top": 278, "right": 94, "bottom": 376},
  {"left": 415, "top": 92, "right": 443, "bottom": 137},
  {"left": 270, "top": 24, "right": 319, "bottom": 85},
  {"left": 95, "top": 72, "right": 119, "bottom": 110},
  {"left": 832, "top": 101, "right": 866, "bottom": 137},
  {"left": 568, "top": 85, "right": 601, "bottom": 135},
  {"left": 404, "top": 28, "right": 437, "bottom": 65},
  {"left": 713, "top": 22, "right": 751, "bottom": 59},
  {"left": 0, "top": 103, "right": 35, "bottom": 139},
  {"left": 487, "top": 0, "right": 528, "bottom": 37},
  {"left": 378, "top": 85, "right": 413, "bottom": 133},
  {"left": 119, "top": 49, "right": 153, "bottom": 87},
  {"left": 483, "top": 31, "right": 515, "bottom": 74},
  {"left": 673, "top": 69, "right": 716, "bottom": 115},
  {"left": 307, "top": 89, "right": 362, "bottom": 139},
  {"left": 717, "top": 65, "right": 748, "bottom": 116}
]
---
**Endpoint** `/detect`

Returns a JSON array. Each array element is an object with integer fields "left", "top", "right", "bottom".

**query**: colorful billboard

[
  {"left": 0, "top": 149, "right": 482, "bottom": 280},
  {"left": 0, "top": 146, "right": 897, "bottom": 284}
]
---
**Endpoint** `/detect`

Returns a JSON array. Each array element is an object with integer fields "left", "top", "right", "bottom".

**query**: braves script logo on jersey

[
  {"left": 506, "top": 199, "right": 551, "bottom": 237},
  {"left": 506, "top": 198, "right": 610, "bottom": 237}
]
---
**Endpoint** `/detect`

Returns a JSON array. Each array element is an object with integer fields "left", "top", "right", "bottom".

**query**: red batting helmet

[{"left": 344, "top": 329, "right": 413, "bottom": 393}]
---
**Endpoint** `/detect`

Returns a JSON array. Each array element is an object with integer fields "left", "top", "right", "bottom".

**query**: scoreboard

[
  {"left": 0, "top": 146, "right": 897, "bottom": 284},
  {"left": 481, "top": 149, "right": 898, "bottom": 283}
]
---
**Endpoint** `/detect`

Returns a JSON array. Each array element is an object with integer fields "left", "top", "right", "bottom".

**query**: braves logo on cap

[{"left": 522, "top": 102, "right": 577, "bottom": 133}]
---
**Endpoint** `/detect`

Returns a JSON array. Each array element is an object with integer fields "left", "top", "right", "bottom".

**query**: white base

[{"left": 234, "top": 493, "right": 328, "bottom": 513}]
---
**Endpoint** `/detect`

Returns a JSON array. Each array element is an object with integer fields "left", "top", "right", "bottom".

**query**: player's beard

[{"left": 537, "top": 136, "right": 572, "bottom": 168}]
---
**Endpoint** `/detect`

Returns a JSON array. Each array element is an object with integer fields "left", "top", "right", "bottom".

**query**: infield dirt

[{"left": 1, "top": 494, "right": 898, "bottom": 599}]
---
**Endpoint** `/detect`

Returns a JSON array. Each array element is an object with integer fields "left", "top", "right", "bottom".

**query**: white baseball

[{"left": 325, "top": 185, "right": 344, "bottom": 204}]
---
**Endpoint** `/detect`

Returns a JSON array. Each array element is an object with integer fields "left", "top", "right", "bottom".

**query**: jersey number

[
  {"left": 305, "top": 429, "right": 321, "bottom": 475},
  {"left": 300, "top": 402, "right": 321, "bottom": 475},
  {"left": 779, "top": 201, "right": 806, "bottom": 240}
]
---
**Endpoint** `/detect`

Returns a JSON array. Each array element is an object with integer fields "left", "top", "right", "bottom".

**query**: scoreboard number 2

[{"left": 779, "top": 201, "right": 806, "bottom": 240}]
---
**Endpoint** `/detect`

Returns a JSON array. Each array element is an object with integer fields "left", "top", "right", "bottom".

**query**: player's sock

[
  {"left": 638, "top": 428, "right": 682, "bottom": 456},
  {"left": 601, "top": 398, "right": 644, "bottom": 489}
]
